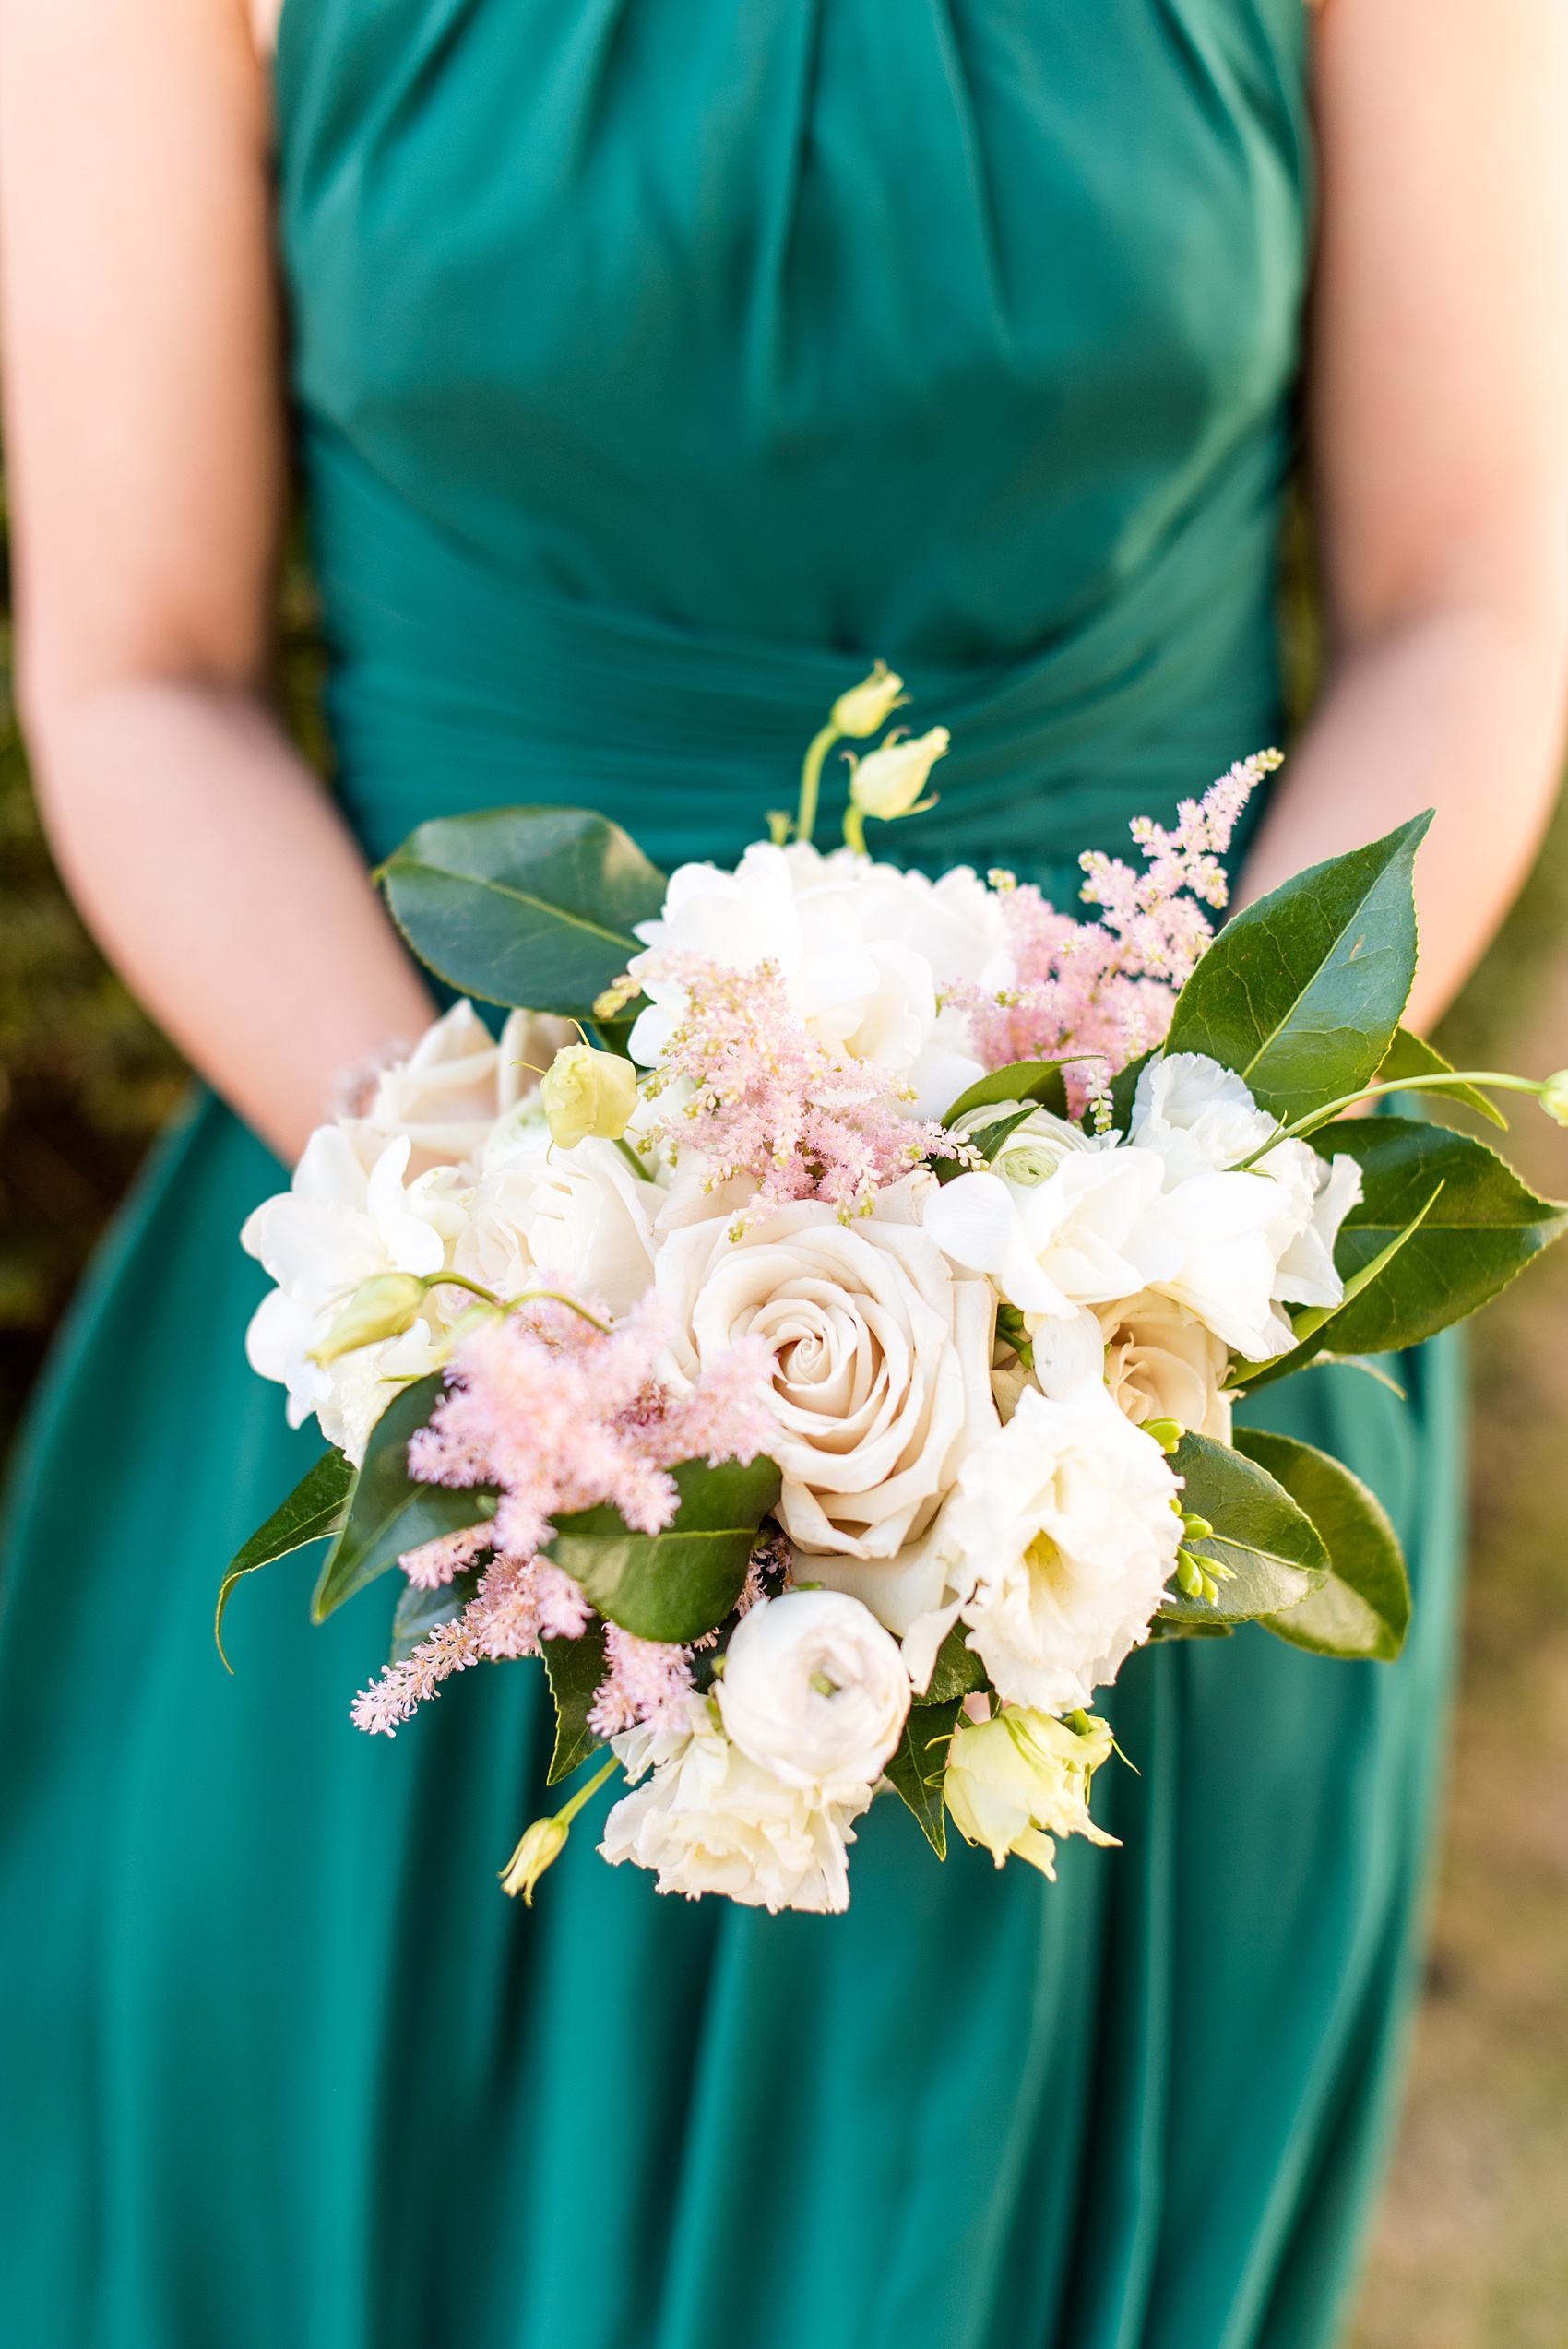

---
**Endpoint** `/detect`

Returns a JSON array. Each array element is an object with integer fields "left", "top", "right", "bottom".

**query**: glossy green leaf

[
  {"left": 917, "top": 1621, "right": 991, "bottom": 1705},
  {"left": 885, "top": 1695, "right": 963, "bottom": 1857},
  {"left": 389, "top": 1568, "right": 480, "bottom": 1664},
  {"left": 379, "top": 806, "right": 668, "bottom": 1015},
  {"left": 1158, "top": 1430, "right": 1329, "bottom": 1628},
  {"left": 311, "top": 1374, "right": 497, "bottom": 1622},
  {"left": 1164, "top": 813, "right": 1430, "bottom": 1122},
  {"left": 1146, "top": 1615, "right": 1234, "bottom": 1642},
  {"left": 546, "top": 1455, "right": 782, "bottom": 1644},
  {"left": 1261, "top": 1118, "right": 1568, "bottom": 1369},
  {"left": 216, "top": 1447, "right": 354, "bottom": 1667},
  {"left": 940, "top": 1060, "right": 1070, "bottom": 1128},
  {"left": 1110, "top": 1049, "right": 1157, "bottom": 1135},
  {"left": 1236, "top": 1430, "right": 1410, "bottom": 1661},
  {"left": 1376, "top": 1026, "right": 1507, "bottom": 1129},
  {"left": 543, "top": 1622, "right": 609, "bottom": 1785}
]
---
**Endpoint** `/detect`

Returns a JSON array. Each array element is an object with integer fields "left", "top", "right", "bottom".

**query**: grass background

[{"left": 0, "top": 474, "right": 1564, "bottom": 2343}]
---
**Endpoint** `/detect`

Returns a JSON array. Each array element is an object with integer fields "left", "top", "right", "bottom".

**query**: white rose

[
  {"left": 1097, "top": 1288, "right": 1233, "bottom": 1442},
  {"left": 716, "top": 1592, "right": 911, "bottom": 1798},
  {"left": 358, "top": 1000, "right": 576, "bottom": 1176},
  {"left": 944, "top": 1706, "right": 1119, "bottom": 1878},
  {"left": 456, "top": 1121, "right": 665, "bottom": 1318},
  {"left": 241, "top": 1130, "right": 462, "bottom": 1460},
  {"left": 599, "top": 1697, "right": 870, "bottom": 1913},
  {"left": 655, "top": 1182, "right": 999, "bottom": 1563},
  {"left": 922, "top": 1140, "right": 1177, "bottom": 1323},
  {"left": 908, "top": 1382, "right": 1182, "bottom": 1714}
]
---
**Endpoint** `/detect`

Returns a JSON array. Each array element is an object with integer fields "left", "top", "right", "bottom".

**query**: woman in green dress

[{"left": 1, "top": 1, "right": 1565, "bottom": 2343}]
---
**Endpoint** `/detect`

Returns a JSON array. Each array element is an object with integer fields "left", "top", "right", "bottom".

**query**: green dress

[{"left": 0, "top": 4, "right": 1464, "bottom": 2343}]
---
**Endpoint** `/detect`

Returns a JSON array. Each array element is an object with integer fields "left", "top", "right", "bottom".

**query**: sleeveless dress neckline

[{"left": 0, "top": 8, "right": 1462, "bottom": 2345}]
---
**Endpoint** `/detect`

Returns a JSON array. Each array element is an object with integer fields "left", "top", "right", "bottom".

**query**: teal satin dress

[{"left": 0, "top": 6, "right": 1464, "bottom": 2343}]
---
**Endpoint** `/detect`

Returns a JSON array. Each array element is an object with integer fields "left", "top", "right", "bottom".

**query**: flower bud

[
  {"left": 311, "top": 1272, "right": 427, "bottom": 1365},
  {"left": 540, "top": 1044, "right": 640, "bottom": 1150},
  {"left": 499, "top": 1813, "right": 569, "bottom": 1903},
  {"left": 944, "top": 1705, "right": 1118, "bottom": 1879},
  {"left": 1538, "top": 1070, "right": 1568, "bottom": 1126},
  {"left": 831, "top": 659, "right": 906, "bottom": 738},
  {"left": 848, "top": 726, "right": 951, "bottom": 822}
]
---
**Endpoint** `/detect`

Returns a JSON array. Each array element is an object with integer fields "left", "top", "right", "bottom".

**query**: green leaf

[
  {"left": 1165, "top": 813, "right": 1431, "bottom": 1122},
  {"left": 311, "top": 1374, "right": 497, "bottom": 1622},
  {"left": 378, "top": 807, "right": 668, "bottom": 1015},
  {"left": 216, "top": 1447, "right": 355, "bottom": 1667},
  {"left": 388, "top": 1568, "right": 480, "bottom": 1664},
  {"left": 940, "top": 1060, "right": 1070, "bottom": 1128},
  {"left": 916, "top": 1621, "right": 991, "bottom": 1705},
  {"left": 1110, "top": 1049, "right": 1157, "bottom": 1135},
  {"left": 1235, "top": 1430, "right": 1410, "bottom": 1661},
  {"left": 885, "top": 1695, "right": 963, "bottom": 1857},
  {"left": 1262, "top": 1118, "right": 1568, "bottom": 1366},
  {"left": 543, "top": 1623, "right": 610, "bottom": 1785},
  {"left": 1375, "top": 1026, "right": 1508, "bottom": 1129},
  {"left": 1146, "top": 1615, "right": 1234, "bottom": 1642},
  {"left": 1158, "top": 1430, "right": 1329, "bottom": 1627},
  {"left": 546, "top": 1455, "right": 782, "bottom": 1644}
]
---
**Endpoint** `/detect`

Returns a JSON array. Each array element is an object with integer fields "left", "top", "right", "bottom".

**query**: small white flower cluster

[{"left": 242, "top": 830, "right": 1361, "bottom": 1914}]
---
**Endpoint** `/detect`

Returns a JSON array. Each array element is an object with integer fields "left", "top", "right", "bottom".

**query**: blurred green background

[{"left": 0, "top": 475, "right": 1564, "bottom": 2344}]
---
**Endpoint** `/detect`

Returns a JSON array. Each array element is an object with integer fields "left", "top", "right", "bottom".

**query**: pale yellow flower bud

[
  {"left": 311, "top": 1272, "right": 427, "bottom": 1365},
  {"left": 944, "top": 1705, "right": 1118, "bottom": 1879},
  {"left": 499, "top": 1813, "right": 569, "bottom": 1903},
  {"left": 831, "top": 660, "right": 907, "bottom": 737},
  {"left": 848, "top": 726, "right": 951, "bottom": 821},
  {"left": 1538, "top": 1070, "right": 1568, "bottom": 1126},
  {"left": 540, "top": 1044, "right": 640, "bottom": 1150}
]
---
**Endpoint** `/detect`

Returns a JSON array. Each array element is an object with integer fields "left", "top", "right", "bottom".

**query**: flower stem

[
  {"left": 555, "top": 1750, "right": 619, "bottom": 1827},
  {"left": 1234, "top": 1071, "right": 1545, "bottom": 1168},
  {"left": 842, "top": 804, "right": 867, "bottom": 856},
  {"left": 795, "top": 722, "right": 840, "bottom": 848},
  {"left": 613, "top": 1134, "right": 656, "bottom": 1182}
]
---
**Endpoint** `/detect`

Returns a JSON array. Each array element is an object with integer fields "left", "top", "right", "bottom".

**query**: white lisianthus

[
  {"left": 654, "top": 1181, "right": 999, "bottom": 1564},
  {"left": 241, "top": 1129, "right": 465, "bottom": 1461},
  {"left": 1096, "top": 1288, "right": 1233, "bottom": 1441},
  {"left": 357, "top": 999, "right": 574, "bottom": 1176},
  {"left": 922, "top": 1132, "right": 1176, "bottom": 1323},
  {"left": 599, "top": 1697, "right": 871, "bottom": 1914},
  {"left": 716, "top": 1592, "right": 910, "bottom": 1798},
  {"left": 907, "top": 1382, "right": 1182, "bottom": 1714},
  {"left": 944, "top": 1706, "right": 1119, "bottom": 1878},
  {"left": 455, "top": 1117, "right": 665, "bottom": 1318},
  {"left": 1266, "top": 1145, "right": 1364, "bottom": 1310}
]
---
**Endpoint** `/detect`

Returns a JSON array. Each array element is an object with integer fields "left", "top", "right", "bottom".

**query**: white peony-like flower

[
  {"left": 654, "top": 1180, "right": 999, "bottom": 1563},
  {"left": 716, "top": 1591, "right": 911, "bottom": 1798},
  {"left": 944, "top": 1706, "right": 1119, "bottom": 1878},
  {"left": 241, "top": 1129, "right": 466, "bottom": 1462},
  {"left": 905, "top": 1382, "right": 1182, "bottom": 1714},
  {"left": 599, "top": 1697, "right": 872, "bottom": 1913},
  {"left": 1097, "top": 1289, "right": 1233, "bottom": 1441},
  {"left": 455, "top": 1114, "right": 664, "bottom": 1318}
]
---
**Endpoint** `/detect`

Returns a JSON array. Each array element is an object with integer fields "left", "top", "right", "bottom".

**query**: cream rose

[
  {"left": 1096, "top": 1288, "right": 1233, "bottom": 1442},
  {"left": 599, "top": 1698, "right": 870, "bottom": 1913},
  {"left": 360, "top": 1000, "right": 576, "bottom": 1176},
  {"left": 716, "top": 1592, "right": 910, "bottom": 1798},
  {"left": 654, "top": 1181, "right": 999, "bottom": 1564}
]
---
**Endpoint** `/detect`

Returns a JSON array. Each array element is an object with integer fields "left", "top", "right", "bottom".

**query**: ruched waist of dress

[{"left": 304, "top": 427, "right": 1286, "bottom": 896}]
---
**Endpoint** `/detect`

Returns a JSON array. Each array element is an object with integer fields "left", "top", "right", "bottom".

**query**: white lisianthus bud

[
  {"left": 716, "top": 1590, "right": 911, "bottom": 1798},
  {"left": 831, "top": 659, "right": 907, "bottom": 737},
  {"left": 1538, "top": 1069, "right": 1568, "bottom": 1126},
  {"left": 310, "top": 1271, "right": 428, "bottom": 1364},
  {"left": 499, "top": 1813, "right": 569, "bottom": 1904},
  {"left": 944, "top": 1705, "right": 1119, "bottom": 1879},
  {"left": 848, "top": 727, "right": 951, "bottom": 822},
  {"left": 540, "top": 1044, "right": 640, "bottom": 1150}
]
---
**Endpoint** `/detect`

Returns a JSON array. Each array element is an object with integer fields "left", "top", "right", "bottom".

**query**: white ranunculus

[
  {"left": 456, "top": 1119, "right": 665, "bottom": 1318},
  {"left": 1097, "top": 1288, "right": 1233, "bottom": 1441},
  {"left": 716, "top": 1591, "right": 911, "bottom": 1798},
  {"left": 241, "top": 1130, "right": 464, "bottom": 1461},
  {"left": 923, "top": 1142, "right": 1177, "bottom": 1323},
  {"left": 907, "top": 1382, "right": 1182, "bottom": 1714},
  {"left": 655, "top": 1182, "right": 999, "bottom": 1564},
  {"left": 599, "top": 1698, "right": 871, "bottom": 1913},
  {"left": 358, "top": 1000, "right": 575, "bottom": 1176},
  {"left": 944, "top": 1706, "right": 1119, "bottom": 1878}
]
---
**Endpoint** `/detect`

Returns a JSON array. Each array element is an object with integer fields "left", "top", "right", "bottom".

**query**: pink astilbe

[
  {"left": 352, "top": 1294, "right": 778, "bottom": 1737},
  {"left": 949, "top": 753, "right": 1277, "bottom": 1115},
  {"left": 637, "top": 954, "right": 950, "bottom": 1228},
  {"left": 588, "top": 1624, "right": 696, "bottom": 1739}
]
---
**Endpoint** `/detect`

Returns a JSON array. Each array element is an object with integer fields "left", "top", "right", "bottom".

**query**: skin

[{"left": 0, "top": 0, "right": 1565, "bottom": 1166}]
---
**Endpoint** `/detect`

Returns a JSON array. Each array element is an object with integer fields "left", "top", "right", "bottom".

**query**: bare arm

[
  {"left": 1239, "top": 0, "right": 1568, "bottom": 1033},
  {"left": 0, "top": 0, "right": 434, "bottom": 1166}
]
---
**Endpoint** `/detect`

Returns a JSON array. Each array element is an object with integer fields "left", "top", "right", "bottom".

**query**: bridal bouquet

[{"left": 224, "top": 666, "right": 1567, "bottom": 1912}]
